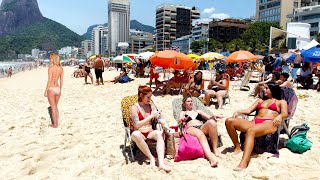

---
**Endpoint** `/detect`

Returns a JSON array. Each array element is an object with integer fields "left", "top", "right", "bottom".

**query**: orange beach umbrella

[
  {"left": 226, "top": 50, "right": 258, "bottom": 63},
  {"left": 150, "top": 50, "right": 195, "bottom": 70}
]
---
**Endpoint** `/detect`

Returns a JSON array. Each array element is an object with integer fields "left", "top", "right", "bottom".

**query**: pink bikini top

[{"left": 257, "top": 99, "right": 280, "bottom": 113}]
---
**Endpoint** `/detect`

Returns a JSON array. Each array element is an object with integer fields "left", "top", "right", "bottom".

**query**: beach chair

[
  {"left": 121, "top": 95, "right": 162, "bottom": 162},
  {"left": 172, "top": 97, "right": 223, "bottom": 147},
  {"left": 233, "top": 69, "right": 252, "bottom": 91},
  {"left": 239, "top": 87, "right": 298, "bottom": 155}
]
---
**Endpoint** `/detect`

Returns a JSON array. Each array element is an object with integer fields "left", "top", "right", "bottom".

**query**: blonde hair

[{"left": 50, "top": 53, "right": 60, "bottom": 66}]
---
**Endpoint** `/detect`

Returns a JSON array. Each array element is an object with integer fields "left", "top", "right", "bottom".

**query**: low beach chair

[
  {"left": 172, "top": 97, "right": 223, "bottom": 147},
  {"left": 121, "top": 95, "right": 162, "bottom": 162},
  {"left": 233, "top": 69, "right": 252, "bottom": 91},
  {"left": 239, "top": 87, "right": 298, "bottom": 155}
]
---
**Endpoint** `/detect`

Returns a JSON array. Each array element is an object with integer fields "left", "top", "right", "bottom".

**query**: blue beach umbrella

[
  {"left": 220, "top": 52, "right": 230, "bottom": 56},
  {"left": 286, "top": 54, "right": 296, "bottom": 63},
  {"left": 301, "top": 45, "right": 320, "bottom": 62}
]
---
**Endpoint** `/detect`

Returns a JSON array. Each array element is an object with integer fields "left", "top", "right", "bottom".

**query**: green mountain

[
  {"left": 0, "top": 17, "right": 84, "bottom": 60},
  {"left": 82, "top": 20, "right": 155, "bottom": 39}
]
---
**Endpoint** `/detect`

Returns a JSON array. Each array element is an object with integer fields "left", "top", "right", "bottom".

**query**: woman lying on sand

[
  {"left": 130, "top": 85, "right": 171, "bottom": 173},
  {"left": 225, "top": 82, "right": 288, "bottom": 171}
]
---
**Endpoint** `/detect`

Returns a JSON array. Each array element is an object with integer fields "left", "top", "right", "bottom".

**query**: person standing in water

[{"left": 44, "top": 53, "right": 64, "bottom": 128}]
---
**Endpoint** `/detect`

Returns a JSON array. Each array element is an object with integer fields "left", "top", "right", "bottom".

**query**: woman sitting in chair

[
  {"left": 179, "top": 96, "right": 222, "bottom": 167},
  {"left": 225, "top": 82, "right": 288, "bottom": 171},
  {"left": 161, "top": 70, "right": 189, "bottom": 95},
  {"left": 204, "top": 71, "right": 229, "bottom": 109},
  {"left": 183, "top": 71, "right": 203, "bottom": 97},
  {"left": 130, "top": 85, "right": 171, "bottom": 173}
]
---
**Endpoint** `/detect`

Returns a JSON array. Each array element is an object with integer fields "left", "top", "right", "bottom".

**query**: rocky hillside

[
  {"left": 0, "top": 0, "right": 43, "bottom": 36},
  {"left": 0, "top": 0, "right": 83, "bottom": 60}
]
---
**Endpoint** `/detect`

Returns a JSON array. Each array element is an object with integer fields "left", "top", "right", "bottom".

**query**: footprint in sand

[{"left": 39, "top": 117, "right": 49, "bottom": 134}]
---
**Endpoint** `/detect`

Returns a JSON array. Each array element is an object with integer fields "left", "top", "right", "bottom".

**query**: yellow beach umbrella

[
  {"left": 187, "top": 54, "right": 199, "bottom": 59},
  {"left": 198, "top": 52, "right": 224, "bottom": 61},
  {"left": 89, "top": 55, "right": 96, "bottom": 60}
]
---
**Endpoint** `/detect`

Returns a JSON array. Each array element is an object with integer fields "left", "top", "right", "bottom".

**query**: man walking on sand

[{"left": 94, "top": 55, "right": 104, "bottom": 85}]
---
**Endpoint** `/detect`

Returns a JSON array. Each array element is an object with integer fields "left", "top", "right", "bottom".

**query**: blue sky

[{"left": 1, "top": 0, "right": 256, "bottom": 35}]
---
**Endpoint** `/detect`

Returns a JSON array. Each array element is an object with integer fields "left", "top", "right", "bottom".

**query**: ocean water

[{"left": 0, "top": 61, "right": 38, "bottom": 78}]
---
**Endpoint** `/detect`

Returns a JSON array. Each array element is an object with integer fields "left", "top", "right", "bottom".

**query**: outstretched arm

[{"left": 233, "top": 99, "right": 261, "bottom": 117}]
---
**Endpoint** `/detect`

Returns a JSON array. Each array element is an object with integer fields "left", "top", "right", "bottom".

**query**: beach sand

[{"left": 0, "top": 67, "right": 319, "bottom": 179}]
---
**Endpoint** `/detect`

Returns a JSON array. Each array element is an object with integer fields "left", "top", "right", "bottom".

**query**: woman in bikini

[
  {"left": 183, "top": 71, "right": 203, "bottom": 97},
  {"left": 179, "top": 96, "right": 222, "bottom": 167},
  {"left": 225, "top": 82, "right": 288, "bottom": 171},
  {"left": 130, "top": 85, "right": 171, "bottom": 173},
  {"left": 204, "top": 71, "right": 229, "bottom": 109},
  {"left": 44, "top": 53, "right": 64, "bottom": 128}
]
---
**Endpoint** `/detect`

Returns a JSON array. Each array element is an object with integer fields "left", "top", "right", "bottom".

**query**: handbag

[
  {"left": 165, "top": 132, "right": 180, "bottom": 157},
  {"left": 285, "top": 123, "right": 312, "bottom": 153},
  {"left": 174, "top": 125, "right": 204, "bottom": 162}
]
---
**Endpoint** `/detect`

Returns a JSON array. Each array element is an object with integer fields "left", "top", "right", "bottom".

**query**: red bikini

[
  {"left": 254, "top": 99, "right": 280, "bottom": 124},
  {"left": 136, "top": 104, "right": 152, "bottom": 137}
]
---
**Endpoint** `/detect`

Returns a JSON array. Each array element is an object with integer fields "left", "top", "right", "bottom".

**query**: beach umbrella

[
  {"left": 89, "top": 55, "right": 96, "bottom": 60},
  {"left": 78, "top": 59, "right": 85, "bottom": 63},
  {"left": 137, "top": 52, "right": 155, "bottom": 60},
  {"left": 187, "top": 54, "right": 199, "bottom": 59},
  {"left": 123, "top": 53, "right": 138, "bottom": 59},
  {"left": 220, "top": 52, "right": 230, "bottom": 56},
  {"left": 198, "top": 52, "right": 224, "bottom": 61},
  {"left": 301, "top": 45, "right": 320, "bottom": 62},
  {"left": 226, "top": 50, "right": 258, "bottom": 63},
  {"left": 112, "top": 55, "right": 135, "bottom": 63},
  {"left": 150, "top": 50, "right": 195, "bottom": 70}
]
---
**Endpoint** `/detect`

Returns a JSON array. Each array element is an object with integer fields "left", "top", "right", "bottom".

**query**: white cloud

[
  {"left": 209, "top": 13, "right": 230, "bottom": 20},
  {"left": 203, "top": 7, "right": 215, "bottom": 14}
]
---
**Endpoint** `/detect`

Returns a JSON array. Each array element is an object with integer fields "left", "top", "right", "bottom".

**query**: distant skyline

[{"left": 0, "top": 0, "right": 256, "bottom": 35}]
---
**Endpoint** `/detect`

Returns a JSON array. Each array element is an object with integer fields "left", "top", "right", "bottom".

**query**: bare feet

[
  {"left": 159, "top": 164, "right": 171, "bottom": 173},
  {"left": 233, "top": 164, "right": 246, "bottom": 171},
  {"left": 149, "top": 157, "right": 156, "bottom": 169},
  {"left": 50, "top": 124, "right": 58, "bottom": 128},
  {"left": 233, "top": 147, "right": 242, "bottom": 154},
  {"left": 209, "top": 154, "right": 218, "bottom": 168}
]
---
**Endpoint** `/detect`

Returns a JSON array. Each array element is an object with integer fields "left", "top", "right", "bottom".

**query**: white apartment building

[
  {"left": 31, "top": 48, "right": 40, "bottom": 58},
  {"left": 91, "top": 26, "right": 108, "bottom": 56},
  {"left": 81, "top": 40, "right": 92, "bottom": 58},
  {"left": 108, "top": 0, "right": 130, "bottom": 56}
]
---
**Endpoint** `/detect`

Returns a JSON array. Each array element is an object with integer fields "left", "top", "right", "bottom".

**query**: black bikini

[{"left": 185, "top": 112, "right": 206, "bottom": 129}]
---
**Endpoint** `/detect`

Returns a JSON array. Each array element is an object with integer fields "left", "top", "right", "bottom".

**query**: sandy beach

[{"left": 0, "top": 66, "right": 319, "bottom": 179}]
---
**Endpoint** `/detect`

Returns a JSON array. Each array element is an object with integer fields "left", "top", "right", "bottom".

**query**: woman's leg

[
  {"left": 148, "top": 130, "right": 171, "bottom": 173},
  {"left": 216, "top": 90, "right": 227, "bottom": 109},
  {"left": 202, "top": 120, "right": 220, "bottom": 156},
  {"left": 131, "top": 131, "right": 155, "bottom": 167},
  {"left": 187, "top": 127, "right": 218, "bottom": 167},
  {"left": 47, "top": 90, "right": 58, "bottom": 128},
  {"left": 225, "top": 117, "right": 254, "bottom": 153},
  {"left": 204, "top": 90, "right": 216, "bottom": 106},
  {"left": 84, "top": 74, "right": 88, "bottom": 83},
  {"left": 235, "top": 122, "right": 277, "bottom": 171}
]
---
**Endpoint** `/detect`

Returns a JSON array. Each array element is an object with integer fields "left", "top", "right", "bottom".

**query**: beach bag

[
  {"left": 174, "top": 126, "right": 204, "bottom": 162},
  {"left": 285, "top": 123, "right": 312, "bottom": 153},
  {"left": 165, "top": 132, "right": 180, "bottom": 157},
  {"left": 119, "top": 76, "right": 129, "bottom": 83}
]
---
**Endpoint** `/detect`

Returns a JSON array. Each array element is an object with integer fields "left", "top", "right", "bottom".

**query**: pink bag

[{"left": 174, "top": 127, "right": 205, "bottom": 162}]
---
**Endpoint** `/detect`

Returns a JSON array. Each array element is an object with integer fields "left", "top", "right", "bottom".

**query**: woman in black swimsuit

[
  {"left": 179, "top": 96, "right": 222, "bottom": 167},
  {"left": 83, "top": 61, "right": 93, "bottom": 84}
]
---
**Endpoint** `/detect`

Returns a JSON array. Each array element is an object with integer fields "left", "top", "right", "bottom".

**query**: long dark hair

[
  {"left": 267, "top": 82, "right": 281, "bottom": 100},
  {"left": 194, "top": 71, "right": 202, "bottom": 85}
]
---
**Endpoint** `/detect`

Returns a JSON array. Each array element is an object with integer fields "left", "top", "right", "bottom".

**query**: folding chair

[
  {"left": 121, "top": 95, "right": 162, "bottom": 162},
  {"left": 233, "top": 69, "right": 252, "bottom": 91}
]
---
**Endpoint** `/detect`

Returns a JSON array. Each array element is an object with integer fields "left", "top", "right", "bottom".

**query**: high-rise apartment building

[
  {"left": 208, "top": 19, "right": 248, "bottom": 42},
  {"left": 129, "top": 30, "right": 154, "bottom": 53},
  {"left": 108, "top": 0, "right": 130, "bottom": 56},
  {"left": 256, "top": 0, "right": 318, "bottom": 29},
  {"left": 81, "top": 40, "right": 92, "bottom": 58},
  {"left": 91, "top": 26, "right": 108, "bottom": 56},
  {"left": 156, "top": 4, "right": 200, "bottom": 51}
]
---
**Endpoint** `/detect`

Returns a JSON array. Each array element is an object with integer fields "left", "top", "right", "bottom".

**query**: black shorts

[{"left": 95, "top": 69, "right": 103, "bottom": 79}]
